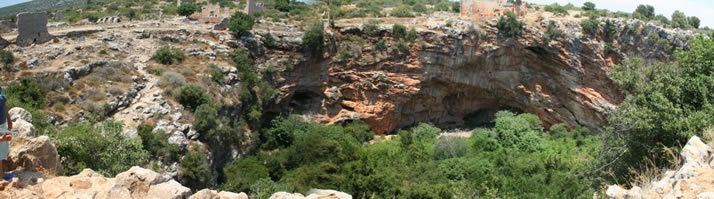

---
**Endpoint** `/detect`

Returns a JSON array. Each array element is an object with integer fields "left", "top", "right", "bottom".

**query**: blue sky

[{"left": 2, "top": 0, "right": 712, "bottom": 27}]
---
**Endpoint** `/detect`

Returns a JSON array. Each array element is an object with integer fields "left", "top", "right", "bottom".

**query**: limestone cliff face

[{"left": 254, "top": 17, "right": 694, "bottom": 134}]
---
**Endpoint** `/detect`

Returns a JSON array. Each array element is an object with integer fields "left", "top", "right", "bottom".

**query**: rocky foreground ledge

[
  {"left": 0, "top": 166, "right": 351, "bottom": 199},
  {"left": 0, "top": 107, "right": 352, "bottom": 199},
  {"left": 606, "top": 136, "right": 714, "bottom": 199}
]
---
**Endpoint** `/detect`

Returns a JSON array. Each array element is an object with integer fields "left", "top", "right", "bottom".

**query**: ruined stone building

[
  {"left": 192, "top": 4, "right": 231, "bottom": 24},
  {"left": 460, "top": 0, "right": 527, "bottom": 21},
  {"left": 245, "top": 0, "right": 263, "bottom": 14},
  {"left": 16, "top": 12, "right": 51, "bottom": 47}
]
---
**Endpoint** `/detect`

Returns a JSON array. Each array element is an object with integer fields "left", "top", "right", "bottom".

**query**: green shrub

[
  {"left": 497, "top": 11, "right": 525, "bottom": 37},
  {"left": 302, "top": 21, "right": 324, "bottom": 54},
  {"left": 178, "top": 85, "right": 211, "bottom": 112},
  {"left": 177, "top": 3, "right": 197, "bottom": 17},
  {"left": 138, "top": 124, "right": 180, "bottom": 162},
  {"left": 543, "top": 21, "right": 561, "bottom": 42},
  {"left": 655, "top": 14, "right": 670, "bottom": 25},
  {"left": 390, "top": 5, "right": 413, "bottom": 17},
  {"left": 406, "top": 27, "right": 417, "bottom": 42},
  {"left": 411, "top": 123, "right": 440, "bottom": 141},
  {"left": 375, "top": 39, "right": 387, "bottom": 51},
  {"left": 412, "top": 4, "right": 426, "bottom": 13},
  {"left": 544, "top": 3, "right": 568, "bottom": 15},
  {"left": 209, "top": 64, "right": 225, "bottom": 83},
  {"left": 180, "top": 145, "right": 212, "bottom": 190},
  {"left": 392, "top": 39, "right": 410, "bottom": 55},
  {"left": 581, "top": 17, "right": 600, "bottom": 35},
  {"left": 55, "top": 121, "right": 150, "bottom": 176},
  {"left": 688, "top": 16, "right": 700, "bottom": 29},
  {"left": 158, "top": 71, "right": 185, "bottom": 96},
  {"left": 222, "top": 157, "right": 270, "bottom": 193},
  {"left": 5, "top": 78, "right": 45, "bottom": 109},
  {"left": 435, "top": 2, "right": 450, "bottom": 11},
  {"left": 0, "top": 50, "right": 13, "bottom": 66},
  {"left": 228, "top": 11, "right": 255, "bottom": 37},
  {"left": 153, "top": 46, "right": 184, "bottom": 65},
  {"left": 363, "top": 20, "right": 381, "bottom": 37},
  {"left": 432, "top": 137, "right": 467, "bottom": 160},
  {"left": 392, "top": 23, "right": 406, "bottom": 40},
  {"left": 249, "top": 178, "right": 294, "bottom": 199}
]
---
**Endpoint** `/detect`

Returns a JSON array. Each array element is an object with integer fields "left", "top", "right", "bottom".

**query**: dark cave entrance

[
  {"left": 288, "top": 90, "right": 323, "bottom": 114},
  {"left": 461, "top": 105, "right": 523, "bottom": 129}
]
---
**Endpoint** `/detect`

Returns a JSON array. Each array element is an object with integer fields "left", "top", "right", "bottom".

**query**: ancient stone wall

[
  {"left": 192, "top": 4, "right": 231, "bottom": 24},
  {"left": 177, "top": 0, "right": 195, "bottom": 6},
  {"left": 16, "top": 12, "right": 51, "bottom": 47}
]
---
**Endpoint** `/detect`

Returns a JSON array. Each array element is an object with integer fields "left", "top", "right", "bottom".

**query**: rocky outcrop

[
  {"left": 605, "top": 136, "right": 714, "bottom": 199},
  {"left": 0, "top": 166, "right": 249, "bottom": 199},
  {"left": 259, "top": 16, "right": 693, "bottom": 133},
  {"left": 7, "top": 136, "right": 62, "bottom": 175}
]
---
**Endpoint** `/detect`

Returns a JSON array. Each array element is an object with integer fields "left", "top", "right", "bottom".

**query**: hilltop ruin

[{"left": 460, "top": 0, "right": 527, "bottom": 21}]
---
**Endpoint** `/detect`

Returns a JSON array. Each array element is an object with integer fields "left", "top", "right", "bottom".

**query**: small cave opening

[
  {"left": 461, "top": 106, "right": 523, "bottom": 129},
  {"left": 288, "top": 90, "right": 323, "bottom": 114}
]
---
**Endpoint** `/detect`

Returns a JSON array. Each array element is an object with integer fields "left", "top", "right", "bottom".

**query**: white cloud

[{"left": 528, "top": 0, "right": 714, "bottom": 28}]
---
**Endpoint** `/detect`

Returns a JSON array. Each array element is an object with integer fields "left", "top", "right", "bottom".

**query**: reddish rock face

[{"left": 265, "top": 18, "right": 687, "bottom": 134}]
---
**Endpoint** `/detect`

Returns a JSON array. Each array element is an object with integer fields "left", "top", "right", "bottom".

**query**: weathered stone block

[{"left": 16, "top": 12, "right": 51, "bottom": 47}]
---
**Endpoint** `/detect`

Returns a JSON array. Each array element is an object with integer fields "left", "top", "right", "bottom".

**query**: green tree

[
  {"left": 177, "top": 3, "right": 197, "bottom": 17},
  {"left": 137, "top": 124, "right": 180, "bottom": 162},
  {"left": 582, "top": 2, "right": 595, "bottom": 11},
  {"left": 181, "top": 145, "right": 212, "bottom": 190},
  {"left": 671, "top": 10, "right": 691, "bottom": 29},
  {"left": 581, "top": 16, "right": 600, "bottom": 35},
  {"left": 228, "top": 11, "right": 255, "bottom": 37},
  {"left": 688, "top": 16, "right": 700, "bottom": 29},
  {"left": 193, "top": 103, "right": 217, "bottom": 140},
  {"left": 302, "top": 21, "right": 324, "bottom": 54},
  {"left": 655, "top": 15, "right": 671, "bottom": 25},
  {"left": 178, "top": 85, "right": 211, "bottom": 112},
  {"left": 634, "top": 4, "right": 655, "bottom": 20},
  {"left": 497, "top": 11, "right": 524, "bottom": 37}
]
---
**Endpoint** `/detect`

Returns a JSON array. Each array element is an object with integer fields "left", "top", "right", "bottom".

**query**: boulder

[
  {"left": 698, "top": 192, "right": 714, "bottom": 199},
  {"left": 146, "top": 180, "right": 192, "bottom": 199},
  {"left": 188, "top": 189, "right": 248, "bottom": 199},
  {"left": 9, "top": 107, "right": 32, "bottom": 123},
  {"left": 675, "top": 136, "right": 712, "bottom": 180},
  {"left": 8, "top": 136, "right": 62, "bottom": 175},
  {"left": 0, "top": 35, "right": 8, "bottom": 49},
  {"left": 112, "top": 166, "right": 169, "bottom": 198},
  {"left": 606, "top": 185, "right": 626, "bottom": 199},
  {"left": 13, "top": 119, "right": 35, "bottom": 137},
  {"left": 218, "top": 191, "right": 249, "bottom": 199},
  {"left": 270, "top": 192, "right": 306, "bottom": 199},
  {"left": 305, "top": 189, "right": 351, "bottom": 199}
]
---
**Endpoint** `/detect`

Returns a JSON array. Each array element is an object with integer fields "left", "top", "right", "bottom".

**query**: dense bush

[
  {"left": 209, "top": 64, "right": 225, "bottom": 83},
  {"left": 5, "top": 78, "right": 44, "bottom": 109},
  {"left": 375, "top": 39, "right": 387, "bottom": 51},
  {"left": 392, "top": 24, "right": 406, "bottom": 40},
  {"left": 604, "top": 37, "right": 714, "bottom": 184},
  {"left": 688, "top": 16, "right": 700, "bottom": 29},
  {"left": 390, "top": 5, "right": 413, "bottom": 17},
  {"left": 544, "top": 3, "right": 568, "bottom": 15},
  {"left": 497, "top": 11, "right": 524, "bottom": 37},
  {"left": 153, "top": 46, "right": 184, "bottom": 65},
  {"left": 581, "top": 17, "right": 600, "bottom": 35},
  {"left": 158, "top": 71, "right": 185, "bottom": 97},
  {"left": 0, "top": 50, "right": 13, "bottom": 66},
  {"left": 406, "top": 27, "right": 417, "bottom": 42},
  {"left": 180, "top": 145, "right": 212, "bottom": 190},
  {"left": 178, "top": 84, "right": 211, "bottom": 112},
  {"left": 55, "top": 120, "right": 150, "bottom": 176},
  {"left": 363, "top": 20, "right": 380, "bottom": 37},
  {"left": 222, "top": 157, "right": 270, "bottom": 193},
  {"left": 177, "top": 3, "right": 197, "bottom": 17},
  {"left": 655, "top": 14, "right": 671, "bottom": 25},
  {"left": 138, "top": 124, "right": 180, "bottom": 163},
  {"left": 249, "top": 178, "right": 294, "bottom": 199},
  {"left": 218, "top": 110, "right": 599, "bottom": 198},
  {"left": 228, "top": 11, "right": 255, "bottom": 37},
  {"left": 302, "top": 21, "right": 324, "bottom": 54}
]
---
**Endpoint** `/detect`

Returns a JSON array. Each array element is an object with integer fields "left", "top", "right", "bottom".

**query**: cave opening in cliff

[
  {"left": 461, "top": 106, "right": 523, "bottom": 129},
  {"left": 288, "top": 90, "right": 323, "bottom": 114}
]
